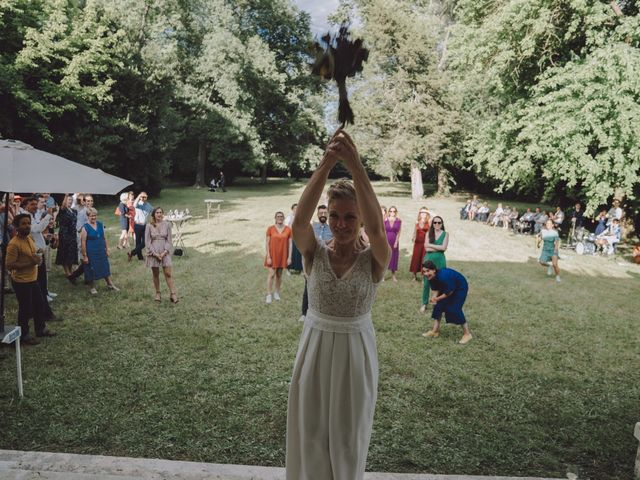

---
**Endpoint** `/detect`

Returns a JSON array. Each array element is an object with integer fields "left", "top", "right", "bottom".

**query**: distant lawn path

[{"left": 1, "top": 179, "right": 638, "bottom": 480}]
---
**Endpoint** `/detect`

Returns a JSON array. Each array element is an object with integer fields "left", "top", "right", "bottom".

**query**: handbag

[{"left": 173, "top": 248, "right": 183, "bottom": 256}]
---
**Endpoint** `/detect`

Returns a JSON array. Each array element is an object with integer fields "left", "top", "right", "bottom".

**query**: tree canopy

[
  {"left": 1, "top": 0, "right": 639, "bottom": 211},
  {"left": 0, "top": 0, "right": 325, "bottom": 192}
]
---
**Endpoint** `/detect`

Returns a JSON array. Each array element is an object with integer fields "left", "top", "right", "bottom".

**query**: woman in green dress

[
  {"left": 537, "top": 218, "right": 561, "bottom": 282},
  {"left": 420, "top": 216, "right": 449, "bottom": 312}
]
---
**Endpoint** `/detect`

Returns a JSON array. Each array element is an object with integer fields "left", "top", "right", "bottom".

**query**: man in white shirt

[{"left": 22, "top": 197, "right": 61, "bottom": 321}]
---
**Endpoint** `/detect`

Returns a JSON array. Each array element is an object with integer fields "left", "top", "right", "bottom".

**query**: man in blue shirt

[{"left": 311, "top": 205, "right": 333, "bottom": 242}]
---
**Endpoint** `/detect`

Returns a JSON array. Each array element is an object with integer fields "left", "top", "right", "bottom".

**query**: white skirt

[{"left": 286, "top": 308, "right": 378, "bottom": 480}]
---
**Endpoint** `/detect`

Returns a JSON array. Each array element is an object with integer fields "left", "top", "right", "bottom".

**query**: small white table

[
  {"left": 205, "top": 199, "right": 224, "bottom": 219},
  {"left": 167, "top": 215, "right": 192, "bottom": 255}
]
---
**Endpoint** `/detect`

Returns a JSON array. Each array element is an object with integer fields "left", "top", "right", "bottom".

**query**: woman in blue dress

[
  {"left": 81, "top": 208, "right": 119, "bottom": 295},
  {"left": 422, "top": 260, "right": 472, "bottom": 344}
]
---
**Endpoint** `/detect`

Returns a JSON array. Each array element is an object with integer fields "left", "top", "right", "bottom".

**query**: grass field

[{"left": 1, "top": 179, "right": 639, "bottom": 479}]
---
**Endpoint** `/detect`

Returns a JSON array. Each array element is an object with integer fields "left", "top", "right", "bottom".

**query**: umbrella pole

[{"left": 0, "top": 190, "right": 8, "bottom": 334}]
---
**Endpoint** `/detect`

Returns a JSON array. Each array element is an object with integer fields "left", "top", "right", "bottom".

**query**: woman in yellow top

[{"left": 5, "top": 213, "right": 56, "bottom": 345}]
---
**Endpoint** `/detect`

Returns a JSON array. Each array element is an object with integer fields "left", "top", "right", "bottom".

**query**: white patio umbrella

[
  {"left": 0, "top": 139, "right": 132, "bottom": 194},
  {"left": 1, "top": 139, "right": 133, "bottom": 331}
]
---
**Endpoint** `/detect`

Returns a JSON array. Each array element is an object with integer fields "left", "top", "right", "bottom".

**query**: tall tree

[
  {"left": 448, "top": 0, "right": 640, "bottom": 211},
  {"left": 336, "top": 0, "right": 461, "bottom": 198}
]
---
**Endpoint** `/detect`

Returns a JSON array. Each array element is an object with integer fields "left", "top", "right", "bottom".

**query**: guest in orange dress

[
  {"left": 265, "top": 211, "right": 292, "bottom": 304},
  {"left": 409, "top": 207, "right": 430, "bottom": 280}
]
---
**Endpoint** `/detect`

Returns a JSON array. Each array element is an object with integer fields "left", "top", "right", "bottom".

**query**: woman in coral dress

[
  {"left": 264, "top": 211, "right": 292, "bottom": 303},
  {"left": 409, "top": 207, "right": 430, "bottom": 281}
]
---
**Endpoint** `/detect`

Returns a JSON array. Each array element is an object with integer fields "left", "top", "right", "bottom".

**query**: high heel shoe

[
  {"left": 170, "top": 293, "right": 179, "bottom": 304},
  {"left": 154, "top": 292, "right": 161, "bottom": 303}
]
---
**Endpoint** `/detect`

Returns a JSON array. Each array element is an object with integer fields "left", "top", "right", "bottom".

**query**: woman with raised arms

[{"left": 286, "top": 129, "right": 391, "bottom": 480}]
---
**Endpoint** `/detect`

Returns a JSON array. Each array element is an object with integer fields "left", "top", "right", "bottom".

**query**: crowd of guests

[
  {"left": 262, "top": 202, "right": 470, "bottom": 341},
  {"left": 0, "top": 191, "right": 179, "bottom": 346},
  {"left": 460, "top": 195, "right": 626, "bottom": 255}
]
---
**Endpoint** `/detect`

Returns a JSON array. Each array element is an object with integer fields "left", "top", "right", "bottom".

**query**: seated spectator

[
  {"left": 476, "top": 202, "right": 490, "bottom": 222},
  {"left": 606, "top": 199, "right": 623, "bottom": 225},
  {"left": 460, "top": 199, "right": 471, "bottom": 220},
  {"left": 208, "top": 177, "right": 217, "bottom": 192},
  {"left": 595, "top": 218, "right": 621, "bottom": 254},
  {"left": 507, "top": 207, "right": 519, "bottom": 231},
  {"left": 468, "top": 195, "right": 480, "bottom": 221},
  {"left": 528, "top": 207, "right": 541, "bottom": 234},
  {"left": 517, "top": 208, "right": 534, "bottom": 234},
  {"left": 594, "top": 210, "right": 608, "bottom": 236},
  {"left": 552, "top": 206, "right": 565, "bottom": 231},
  {"left": 489, "top": 203, "right": 504, "bottom": 227},
  {"left": 534, "top": 210, "right": 549, "bottom": 234}
]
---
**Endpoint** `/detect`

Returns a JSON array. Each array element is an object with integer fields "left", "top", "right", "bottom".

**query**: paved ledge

[{"left": 0, "top": 450, "right": 564, "bottom": 480}]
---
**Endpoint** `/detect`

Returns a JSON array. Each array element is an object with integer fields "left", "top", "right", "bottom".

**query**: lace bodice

[{"left": 307, "top": 239, "right": 379, "bottom": 317}]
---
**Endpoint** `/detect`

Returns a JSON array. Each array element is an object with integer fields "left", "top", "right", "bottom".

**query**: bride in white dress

[{"left": 286, "top": 129, "right": 391, "bottom": 480}]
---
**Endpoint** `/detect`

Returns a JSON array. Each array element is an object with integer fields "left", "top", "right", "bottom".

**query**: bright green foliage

[
  {"left": 0, "top": 0, "right": 324, "bottom": 191},
  {"left": 448, "top": 0, "right": 640, "bottom": 210}
]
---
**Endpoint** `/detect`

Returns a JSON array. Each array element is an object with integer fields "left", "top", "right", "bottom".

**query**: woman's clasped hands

[{"left": 322, "top": 128, "right": 362, "bottom": 172}]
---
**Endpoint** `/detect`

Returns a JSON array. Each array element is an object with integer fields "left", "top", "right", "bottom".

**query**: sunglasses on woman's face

[{"left": 432, "top": 221, "right": 442, "bottom": 224}]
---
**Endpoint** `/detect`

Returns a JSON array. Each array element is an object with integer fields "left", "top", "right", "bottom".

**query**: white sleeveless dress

[{"left": 286, "top": 238, "right": 379, "bottom": 480}]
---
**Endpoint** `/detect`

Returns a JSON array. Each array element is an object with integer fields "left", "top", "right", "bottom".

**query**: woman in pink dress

[
  {"left": 384, "top": 206, "right": 402, "bottom": 281},
  {"left": 145, "top": 207, "right": 178, "bottom": 303}
]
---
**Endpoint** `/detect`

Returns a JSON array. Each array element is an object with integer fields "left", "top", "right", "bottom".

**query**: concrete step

[{"left": 0, "top": 450, "right": 564, "bottom": 480}]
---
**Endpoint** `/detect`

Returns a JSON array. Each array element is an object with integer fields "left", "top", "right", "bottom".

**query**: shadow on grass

[{"left": 0, "top": 246, "right": 638, "bottom": 480}]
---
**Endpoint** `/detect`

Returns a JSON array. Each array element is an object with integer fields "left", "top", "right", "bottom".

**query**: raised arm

[
  {"left": 292, "top": 133, "right": 339, "bottom": 264},
  {"left": 30, "top": 211, "right": 52, "bottom": 234},
  {"left": 334, "top": 130, "right": 390, "bottom": 281}
]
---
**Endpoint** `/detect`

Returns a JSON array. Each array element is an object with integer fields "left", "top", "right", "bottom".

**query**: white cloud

[{"left": 292, "top": 0, "right": 340, "bottom": 36}]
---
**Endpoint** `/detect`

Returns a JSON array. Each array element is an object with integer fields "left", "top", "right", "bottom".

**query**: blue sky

[{"left": 292, "top": 0, "right": 340, "bottom": 36}]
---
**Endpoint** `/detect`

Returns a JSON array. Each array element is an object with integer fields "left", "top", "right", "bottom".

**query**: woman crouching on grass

[
  {"left": 145, "top": 207, "right": 178, "bottom": 303},
  {"left": 287, "top": 129, "right": 390, "bottom": 480},
  {"left": 422, "top": 260, "right": 472, "bottom": 344},
  {"left": 537, "top": 218, "right": 561, "bottom": 282}
]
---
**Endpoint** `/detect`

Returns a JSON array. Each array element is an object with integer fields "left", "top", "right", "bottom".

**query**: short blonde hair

[
  {"left": 86, "top": 207, "right": 98, "bottom": 216},
  {"left": 327, "top": 178, "right": 356, "bottom": 205}
]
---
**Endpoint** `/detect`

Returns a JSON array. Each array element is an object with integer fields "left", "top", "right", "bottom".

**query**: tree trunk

[
  {"left": 260, "top": 163, "right": 267, "bottom": 184},
  {"left": 438, "top": 27, "right": 451, "bottom": 71},
  {"left": 194, "top": 138, "right": 206, "bottom": 188},
  {"left": 436, "top": 164, "right": 450, "bottom": 196},
  {"left": 411, "top": 161, "right": 424, "bottom": 200}
]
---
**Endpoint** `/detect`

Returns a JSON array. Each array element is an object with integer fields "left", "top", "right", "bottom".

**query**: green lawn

[{"left": 1, "top": 179, "right": 639, "bottom": 479}]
